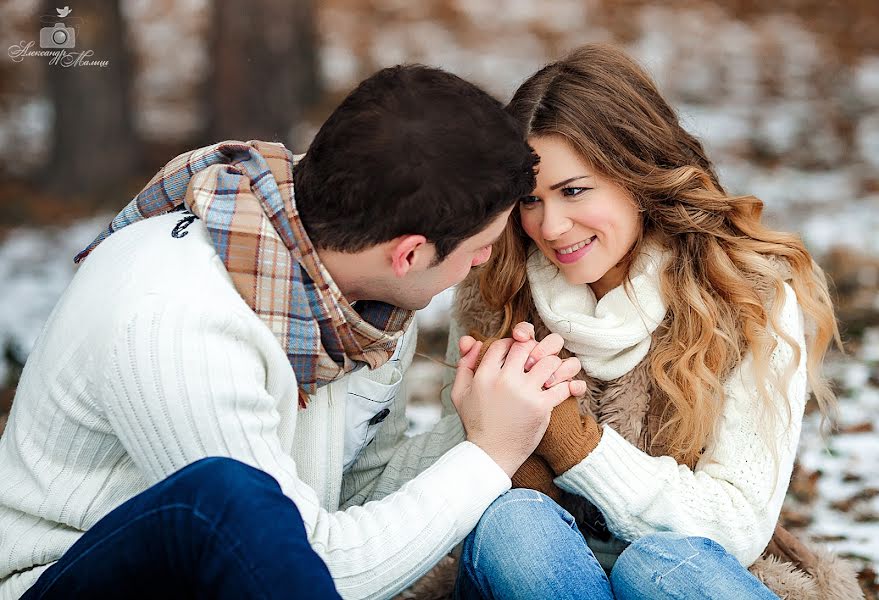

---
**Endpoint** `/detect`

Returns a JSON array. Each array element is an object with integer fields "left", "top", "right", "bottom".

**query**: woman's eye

[
  {"left": 562, "top": 187, "right": 590, "bottom": 197},
  {"left": 519, "top": 195, "right": 540, "bottom": 208}
]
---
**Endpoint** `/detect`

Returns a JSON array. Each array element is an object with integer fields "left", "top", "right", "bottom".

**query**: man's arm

[{"left": 98, "top": 294, "right": 510, "bottom": 600}]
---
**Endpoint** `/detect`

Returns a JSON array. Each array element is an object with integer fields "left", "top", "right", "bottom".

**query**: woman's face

[{"left": 520, "top": 135, "right": 641, "bottom": 297}]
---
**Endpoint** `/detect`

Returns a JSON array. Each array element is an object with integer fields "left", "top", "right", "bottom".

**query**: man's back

[{"left": 0, "top": 212, "right": 290, "bottom": 594}]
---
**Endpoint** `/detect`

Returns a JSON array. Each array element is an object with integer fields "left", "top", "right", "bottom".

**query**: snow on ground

[
  {"left": 0, "top": 214, "right": 111, "bottom": 377},
  {"left": 1, "top": 0, "right": 877, "bottom": 580},
  {"left": 793, "top": 332, "right": 879, "bottom": 565}
]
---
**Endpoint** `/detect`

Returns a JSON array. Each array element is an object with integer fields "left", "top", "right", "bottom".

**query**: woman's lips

[{"left": 554, "top": 236, "right": 596, "bottom": 264}]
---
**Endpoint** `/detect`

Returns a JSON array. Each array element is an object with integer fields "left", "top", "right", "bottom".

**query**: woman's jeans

[
  {"left": 455, "top": 488, "right": 779, "bottom": 600},
  {"left": 22, "top": 457, "right": 341, "bottom": 599}
]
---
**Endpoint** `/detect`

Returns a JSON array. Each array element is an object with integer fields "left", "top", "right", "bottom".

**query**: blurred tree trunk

[
  {"left": 203, "top": 0, "right": 321, "bottom": 147},
  {"left": 41, "top": 0, "right": 140, "bottom": 195}
]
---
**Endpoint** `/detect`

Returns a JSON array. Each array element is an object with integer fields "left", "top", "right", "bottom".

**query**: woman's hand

[
  {"left": 535, "top": 396, "right": 602, "bottom": 475},
  {"left": 507, "top": 321, "right": 602, "bottom": 475},
  {"left": 514, "top": 322, "right": 585, "bottom": 390}
]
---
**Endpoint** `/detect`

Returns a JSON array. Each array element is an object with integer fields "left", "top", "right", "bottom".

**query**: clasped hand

[{"left": 450, "top": 321, "right": 586, "bottom": 477}]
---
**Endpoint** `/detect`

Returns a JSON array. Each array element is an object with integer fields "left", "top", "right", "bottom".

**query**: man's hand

[
  {"left": 450, "top": 327, "right": 584, "bottom": 478},
  {"left": 458, "top": 321, "right": 585, "bottom": 394}
]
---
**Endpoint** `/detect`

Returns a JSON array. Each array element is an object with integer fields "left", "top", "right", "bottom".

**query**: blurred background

[{"left": 1, "top": 0, "right": 877, "bottom": 595}]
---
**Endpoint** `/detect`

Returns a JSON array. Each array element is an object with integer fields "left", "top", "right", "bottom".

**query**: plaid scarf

[{"left": 75, "top": 140, "right": 414, "bottom": 408}]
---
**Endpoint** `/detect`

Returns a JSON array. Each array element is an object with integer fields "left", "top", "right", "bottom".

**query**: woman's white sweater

[
  {"left": 0, "top": 213, "right": 506, "bottom": 600},
  {"left": 446, "top": 262, "right": 809, "bottom": 568}
]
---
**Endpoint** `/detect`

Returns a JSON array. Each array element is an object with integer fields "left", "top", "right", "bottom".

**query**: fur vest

[{"left": 399, "top": 270, "right": 863, "bottom": 600}]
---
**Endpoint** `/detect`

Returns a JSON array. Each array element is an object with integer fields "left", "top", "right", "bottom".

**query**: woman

[{"left": 446, "top": 44, "right": 862, "bottom": 599}]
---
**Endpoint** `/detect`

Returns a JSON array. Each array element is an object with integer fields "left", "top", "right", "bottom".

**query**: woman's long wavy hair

[{"left": 481, "top": 44, "right": 841, "bottom": 467}]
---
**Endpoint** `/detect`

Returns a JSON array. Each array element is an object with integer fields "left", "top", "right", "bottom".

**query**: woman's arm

[{"left": 554, "top": 283, "right": 808, "bottom": 566}]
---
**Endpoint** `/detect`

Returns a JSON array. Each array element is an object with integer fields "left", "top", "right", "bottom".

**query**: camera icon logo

[{"left": 40, "top": 22, "right": 76, "bottom": 49}]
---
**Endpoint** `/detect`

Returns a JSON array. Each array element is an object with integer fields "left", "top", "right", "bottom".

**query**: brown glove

[
  {"left": 511, "top": 454, "right": 564, "bottom": 502},
  {"left": 535, "top": 396, "right": 602, "bottom": 475}
]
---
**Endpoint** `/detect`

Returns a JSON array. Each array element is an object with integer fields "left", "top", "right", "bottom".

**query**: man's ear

[{"left": 389, "top": 234, "right": 431, "bottom": 278}]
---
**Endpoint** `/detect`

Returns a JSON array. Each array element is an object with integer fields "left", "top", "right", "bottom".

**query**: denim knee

[
  {"left": 458, "top": 489, "right": 613, "bottom": 600},
  {"left": 471, "top": 489, "right": 571, "bottom": 544},
  {"left": 163, "top": 457, "right": 282, "bottom": 508},
  {"left": 463, "top": 489, "right": 580, "bottom": 572},
  {"left": 481, "top": 488, "right": 565, "bottom": 523},
  {"left": 612, "top": 533, "right": 724, "bottom": 594},
  {"left": 614, "top": 532, "right": 717, "bottom": 571},
  {"left": 611, "top": 532, "right": 779, "bottom": 600}
]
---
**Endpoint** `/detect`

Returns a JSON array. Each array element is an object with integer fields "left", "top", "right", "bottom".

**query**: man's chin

[
  {"left": 402, "top": 298, "right": 431, "bottom": 311},
  {"left": 391, "top": 294, "right": 432, "bottom": 312}
]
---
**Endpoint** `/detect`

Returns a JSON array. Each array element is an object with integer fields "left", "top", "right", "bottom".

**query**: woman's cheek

[{"left": 519, "top": 210, "right": 541, "bottom": 242}]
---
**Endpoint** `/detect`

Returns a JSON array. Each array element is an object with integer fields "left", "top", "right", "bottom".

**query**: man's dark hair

[{"left": 293, "top": 64, "right": 537, "bottom": 263}]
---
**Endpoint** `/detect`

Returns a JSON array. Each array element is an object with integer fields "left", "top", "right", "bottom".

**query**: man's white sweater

[{"left": 0, "top": 213, "right": 509, "bottom": 600}]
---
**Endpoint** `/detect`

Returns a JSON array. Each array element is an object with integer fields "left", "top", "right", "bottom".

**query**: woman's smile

[{"left": 553, "top": 236, "right": 596, "bottom": 263}]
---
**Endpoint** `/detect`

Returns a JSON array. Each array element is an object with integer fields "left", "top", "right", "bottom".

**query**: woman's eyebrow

[{"left": 549, "top": 175, "right": 591, "bottom": 190}]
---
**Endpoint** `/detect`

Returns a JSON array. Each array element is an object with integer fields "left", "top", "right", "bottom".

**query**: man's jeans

[
  {"left": 22, "top": 457, "right": 341, "bottom": 599},
  {"left": 455, "top": 488, "right": 779, "bottom": 599}
]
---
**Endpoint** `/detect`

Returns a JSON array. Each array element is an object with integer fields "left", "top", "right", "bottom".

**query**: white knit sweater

[
  {"left": 446, "top": 262, "right": 809, "bottom": 568},
  {"left": 0, "top": 213, "right": 505, "bottom": 600}
]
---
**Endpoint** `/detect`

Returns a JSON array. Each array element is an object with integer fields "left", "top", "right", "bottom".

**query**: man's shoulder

[{"left": 81, "top": 212, "right": 236, "bottom": 300}]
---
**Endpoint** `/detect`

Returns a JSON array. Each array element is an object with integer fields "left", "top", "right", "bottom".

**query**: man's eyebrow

[{"left": 550, "top": 175, "right": 591, "bottom": 190}]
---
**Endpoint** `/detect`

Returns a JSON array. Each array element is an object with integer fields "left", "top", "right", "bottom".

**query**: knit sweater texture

[
  {"left": 447, "top": 250, "right": 809, "bottom": 568},
  {"left": 0, "top": 213, "right": 507, "bottom": 600}
]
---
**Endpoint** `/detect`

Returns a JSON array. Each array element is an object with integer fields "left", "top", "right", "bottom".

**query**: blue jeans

[
  {"left": 23, "top": 457, "right": 341, "bottom": 599},
  {"left": 455, "top": 489, "right": 779, "bottom": 599}
]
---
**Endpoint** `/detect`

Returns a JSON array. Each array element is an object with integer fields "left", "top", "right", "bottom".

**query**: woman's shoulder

[{"left": 756, "top": 254, "right": 805, "bottom": 338}]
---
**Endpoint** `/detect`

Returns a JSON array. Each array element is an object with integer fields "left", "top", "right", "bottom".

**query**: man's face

[{"left": 389, "top": 208, "right": 513, "bottom": 310}]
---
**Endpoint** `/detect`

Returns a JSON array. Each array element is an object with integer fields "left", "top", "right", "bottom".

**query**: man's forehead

[{"left": 461, "top": 207, "right": 512, "bottom": 249}]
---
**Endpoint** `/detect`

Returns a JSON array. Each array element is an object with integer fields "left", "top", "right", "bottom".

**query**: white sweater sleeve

[
  {"left": 556, "top": 283, "right": 808, "bottom": 566},
  {"left": 98, "top": 294, "right": 509, "bottom": 599}
]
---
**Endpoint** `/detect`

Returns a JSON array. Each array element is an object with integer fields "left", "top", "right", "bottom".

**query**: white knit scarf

[{"left": 526, "top": 240, "right": 670, "bottom": 381}]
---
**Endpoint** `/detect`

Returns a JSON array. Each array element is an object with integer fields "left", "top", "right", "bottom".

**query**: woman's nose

[{"left": 540, "top": 204, "right": 572, "bottom": 241}]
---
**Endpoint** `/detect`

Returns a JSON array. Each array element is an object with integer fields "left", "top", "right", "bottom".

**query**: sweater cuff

[
  {"left": 542, "top": 419, "right": 602, "bottom": 475},
  {"left": 555, "top": 425, "right": 666, "bottom": 520},
  {"left": 416, "top": 441, "right": 511, "bottom": 537}
]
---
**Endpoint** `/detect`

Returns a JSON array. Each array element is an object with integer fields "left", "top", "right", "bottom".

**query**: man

[{"left": 0, "top": 65, "right": 582, "bottom": 599}]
